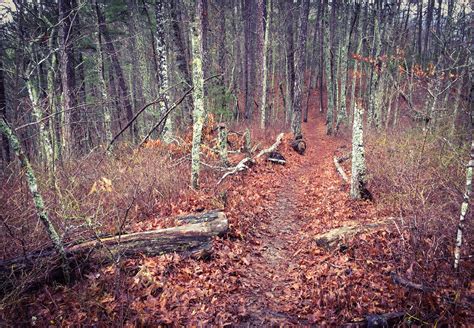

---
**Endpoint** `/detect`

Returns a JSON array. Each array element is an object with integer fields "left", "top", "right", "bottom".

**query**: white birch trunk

[
  {"left": 155, "top": 0, "right": 172, "bottom": 143},
  {"left": 454, "top": 136, "right": 474, "bottom": 269},
  {"left": 260, "top": 0, "right": 271, "bottom": 129},
  {"left": 350, "top": 104, "right": 367, "bottom": 199},
  {"left": 190, "top": 0, "right": 206, "bottom": 189}
]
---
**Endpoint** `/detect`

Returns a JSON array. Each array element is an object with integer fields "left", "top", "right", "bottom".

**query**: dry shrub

[
  {"left": 0, "top": 145, "right": 189, "bottom": 267},
  {"left": 366, "top": 124, "right": 473, "bottom": 323}
]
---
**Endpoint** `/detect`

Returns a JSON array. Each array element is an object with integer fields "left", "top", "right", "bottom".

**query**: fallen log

[
  {"left": 334, "top": 155, "right": 349, "bottom": 183},
  {"left": 315, "top": 221, "right": 388, "bottom": 249},
  {"left": 218, "top": 133, "right": 285, "bottom": 184},
  {"left": 1, "top": 211, "right": 227, "bottom": 293},
  {"left": 217, "top": 157, "right": 255, "bottom": 185},
  {"left": 255, "top": 133, "right": 285, "bottom": 159}
]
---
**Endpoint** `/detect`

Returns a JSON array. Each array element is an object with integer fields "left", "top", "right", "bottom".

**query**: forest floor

[{"left": 5, "top": 114, "right": 472, "bottom": 326}]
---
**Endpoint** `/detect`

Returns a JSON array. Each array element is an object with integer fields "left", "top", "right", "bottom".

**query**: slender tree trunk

[
  {"left": 335, "top": 5, "right": 352, "bottom": 132},
  {"left": 190, "top": 0, "right": 206, "bottom": 189},
  {"left": 454, "top": 129, "right": 473, "bottom": 270},
  {"left": 58, "top": 0, "right": 76, "bottom": 158},
  {"left": 323, "top": 0, "right": 334, "bottom": 134},
  {"left": 291, "top": 0, "right": 310, "bottom": 137},
  {"left": 349, "top": 4, "right": 362, "bottom": 121},
  {"left": 0, "top": 49, "right": 10, "bottom": 163},
  {"left": 260, "top": 0, "right": 271, "bottom": 129},
  {"left": 26, "top": 71, "right": 53, "bottom": 166},
  {"left": 350, "top": 103, "right": 367, "bottom": 199},
  {"left": 155, "top": 0, "right": 172, "bottom": 142},
  {"left": 93, "top": 0, "right": 113, "bottom": 147},
  {"left": 243, "top": 0, "right": 252, "bottom": 119},
  {"left": 0, "top": 117, "right": 68, "bottom": 279}
]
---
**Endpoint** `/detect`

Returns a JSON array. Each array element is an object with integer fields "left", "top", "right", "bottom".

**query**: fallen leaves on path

[{"left": 12, "top": 117, "right": 472, "bottom": 326}]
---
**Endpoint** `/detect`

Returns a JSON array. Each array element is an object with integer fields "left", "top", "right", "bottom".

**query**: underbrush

[
  {"left": 0, "top": 117, "right": 283, "bottom": 313},
  {"left": 366, "top": 125, "right": 473, "bottom": 323}
]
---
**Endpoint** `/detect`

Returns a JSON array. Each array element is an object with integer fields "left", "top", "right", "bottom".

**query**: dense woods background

[{"left": 0, "top": 0, "right": 472, "bottom": 325}]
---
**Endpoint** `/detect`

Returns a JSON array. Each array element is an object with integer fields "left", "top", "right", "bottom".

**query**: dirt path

[{"left": 237, "top": 117, "right": 348, "bottom": 325}]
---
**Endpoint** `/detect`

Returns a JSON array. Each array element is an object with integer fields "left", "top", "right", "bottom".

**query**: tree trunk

[
  {"left": 0, "top": 117, "right": 68, "bottom": 279},
  {"left": 260, "top": 0, "right": 270, "bottom": 129},
  {"left": 58, "top": 0, "right": 77, "bottom": 158},
  {"left": 93, "top": 0, "right": 113, "bottom": 148},
  {"left": 454, "top": 119, "right": 474, "bottom": 269},
  {"left": 350, "top": 103, "right": 367, "bottom": 199},
  {"left": 323, "top": 0, "right": 334, "bottom": 135},
  {"left": 291, "top": 0, "right": 310, "bottom": 137},
  {"left": 335, "top": 5, "right": 351, "bottom": 132},
  {"left": 285, "top": 0, "right": 295, "bottom": 121},
  {"left": 155, "top": 0, "right": 173, "bottom": 142},
  {"left": 190, "top": 0, "right": 206, "bottom": 189},
  {"left": 0, "top": 48, "right": 9, "bottom": 163}
]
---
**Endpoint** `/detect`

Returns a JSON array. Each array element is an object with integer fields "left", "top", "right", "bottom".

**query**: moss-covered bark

[
  {"left": 190, "top": 0, "right": 206, "bottom": 189},
  {"left": 155, "top": 0, "right": 173, "bottom": 143},
  {"left": 350, "top": 104, "right": 367, "bottom": 199}
]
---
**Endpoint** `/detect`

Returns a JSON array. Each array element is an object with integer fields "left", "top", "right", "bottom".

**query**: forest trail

[{"left": 236, "top": 116, "right": 350, "bottom": 325}]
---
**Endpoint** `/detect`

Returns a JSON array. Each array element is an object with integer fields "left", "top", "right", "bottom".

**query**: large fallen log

[
  {"left": 315, "top": 221, "right": 388, "bottom": 249},
  {"left": 1, "top": 211, "right": 227, "bottom": 293}
]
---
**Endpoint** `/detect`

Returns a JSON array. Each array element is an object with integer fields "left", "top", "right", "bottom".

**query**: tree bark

[
  {"left": 155, "top": 0, "right": 173, "bottom": 142},
  {"left": 0, "top": 48, "right": 9, "bottom": 163},
  {"left": 260, "top": 0, "right": 270, "bottom": 129},
  {"left": 350, "top": 104, "right": 367, "bottom": 199},
  {"left": 58, "top": 0, "right": 77, "bottom": 158},
  {"left": 291, "top": 0, "right": 310, "bottom": 137},
  {"left": 454, "top": 130, "right": 474, "bottom": 269},
  {"left": 323, "top": 0, "right": 334, "bottom": 134},
  {"left": 190, "top": 0, "right": 206, "bottom": 189}
]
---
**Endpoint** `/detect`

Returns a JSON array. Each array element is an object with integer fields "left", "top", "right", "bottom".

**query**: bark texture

[
  {"left": 190, "top": 0, "right": 206, "bottom": 189},
  {"left": 350, "top": 104, "right": 367, "bottom": 199}
]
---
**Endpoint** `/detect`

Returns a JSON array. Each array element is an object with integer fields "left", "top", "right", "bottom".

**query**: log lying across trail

[
  {"left": 218, "top": 133, "right": 285, "bottom": 184},
  {"left": 315, "top": 220, "right": 389, "bottom": 249},
  {"left": 0, "top": 211, "right": 227, "bottom": 292}
]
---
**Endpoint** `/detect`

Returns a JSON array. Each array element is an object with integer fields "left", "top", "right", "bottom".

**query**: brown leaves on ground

[{"left": 3, "top": 117, "right": 472, "bottom": 326}]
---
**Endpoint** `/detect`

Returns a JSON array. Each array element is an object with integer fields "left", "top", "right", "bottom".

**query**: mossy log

[
  {"left": 314, "top": 221, "right": 388, "bottom": 249},
  {"left": 0, "top": 211, "right": 227, "bottom": 293}
]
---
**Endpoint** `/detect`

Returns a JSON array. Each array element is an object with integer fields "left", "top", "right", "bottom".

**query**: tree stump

[{"left": 291, "top": 135, "right": 306, "bottom": 155}]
